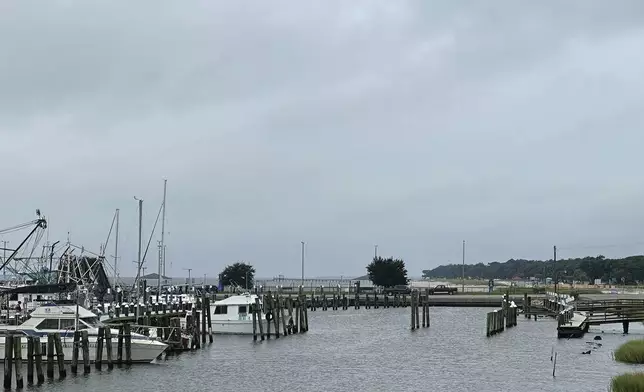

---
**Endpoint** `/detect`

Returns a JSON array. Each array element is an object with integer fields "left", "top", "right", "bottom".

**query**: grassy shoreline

[{"left": 611, "top": 340, "right": 644, "bottom": 391}]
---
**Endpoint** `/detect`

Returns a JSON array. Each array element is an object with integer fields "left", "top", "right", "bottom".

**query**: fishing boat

[
  {"left": 0, "top": 303, "right": 167, "bottom": 363},
  {"left": 209, "top": 292, "right": 270, "bottom": 335}
]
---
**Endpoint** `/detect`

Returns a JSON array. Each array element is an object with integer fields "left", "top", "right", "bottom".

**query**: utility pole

[
  {"left": 553, "top": 245, "right": 557, "bottom": 296},
  {"left": 374, "top": 244, "right": 378, "bottom": 259},
  {"left": 301, "top": 241, "right": 305, "bottom": 283},
  {"left": 462, "top": 240, "right": 466, "bottom": 293}
]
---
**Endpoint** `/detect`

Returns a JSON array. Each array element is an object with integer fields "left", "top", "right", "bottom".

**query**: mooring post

[
  {"left": 14, "top": 335, "right": 24, "bottom": 389},
  {"left": 71, "top": 331, "right": 80, "bottom": 374},
  {"left": 27, "top": 336, "right": 35, "bottom": 385},
  {"left": 4, "top": 333, "right": 13, "bottom": 389}
]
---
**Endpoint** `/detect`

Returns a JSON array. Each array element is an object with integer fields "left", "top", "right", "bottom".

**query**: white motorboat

[
  {"left": 209, "top": 293, "right": 270, "bottom": 335},
  {"left": 0, "top": 303, "right": 167, "bottom": 363}
]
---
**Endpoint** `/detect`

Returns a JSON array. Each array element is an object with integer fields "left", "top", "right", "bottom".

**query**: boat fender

[{"left": 266, "top": 312, "right": 274, "bottom": 321}]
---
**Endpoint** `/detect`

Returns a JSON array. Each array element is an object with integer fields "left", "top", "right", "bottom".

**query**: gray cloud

[{"left": 1, "top": 1, "right": 644, "bottom": 279}]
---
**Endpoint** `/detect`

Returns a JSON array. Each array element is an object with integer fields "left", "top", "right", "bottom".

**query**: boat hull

[
  {"left": 211, "top": 319, "right": 270, "bottom": 335},
  {"left": 0, "top": 335, "right": 166, "bottom": 363}
]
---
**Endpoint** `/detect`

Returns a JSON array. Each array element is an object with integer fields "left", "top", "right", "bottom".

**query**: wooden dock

[
  {"left": 557, "top": 307, "right": 589, "bottom": 338},
  {"left": 575, "top": 298, "right": 644, "bottom": 333},
  {"left": 1, "top": 327, "right": 130, "bottom": 389},
  {"left": 213, "top": 292, "right": 545, "bottom": 309},
  {"left": 102, "top": 292, "right": 213, "bottom": 352}
]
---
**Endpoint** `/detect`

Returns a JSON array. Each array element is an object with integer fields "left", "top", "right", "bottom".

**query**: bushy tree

[
  {"left": 367, "top": 256, "right": 408, "bottom": 287},
  {"left": 219, "top": 262, "right": 255, "bottom": 289}
]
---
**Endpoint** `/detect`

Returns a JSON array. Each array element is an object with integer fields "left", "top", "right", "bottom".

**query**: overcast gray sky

[{"left": 1, "top": 1, "right": 644, "bottom": 279}]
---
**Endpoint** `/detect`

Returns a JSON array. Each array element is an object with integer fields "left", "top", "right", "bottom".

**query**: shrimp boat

[
  {"left": 0, "top": 303, "right": 168, "bottom": 363},
  {"left": 208, "top": 292, "right": 270, "bottom": 335}
]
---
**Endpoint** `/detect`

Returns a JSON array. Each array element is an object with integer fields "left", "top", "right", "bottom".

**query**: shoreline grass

[
  {"left": 611, "top": 372, "right": 644, "bottom": 391},
  {"left": 615, "top": 340, "right": 644, "bottom": 365}
]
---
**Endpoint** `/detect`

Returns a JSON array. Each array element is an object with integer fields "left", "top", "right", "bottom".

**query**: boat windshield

[{"left": 80, "top": 317, "right": 102, "bottom": 328}]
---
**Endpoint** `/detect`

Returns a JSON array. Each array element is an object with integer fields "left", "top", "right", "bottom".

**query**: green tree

[
  {"left": 367, "top": 256, "right": 408, "bottom": 287},
  {"left": 219, "top": 262, "right": 255, "bottom": 289}
]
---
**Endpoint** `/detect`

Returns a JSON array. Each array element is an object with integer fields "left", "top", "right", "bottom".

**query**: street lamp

[{"left": 301, "top": 241, "right": 305, "bottom": 282}]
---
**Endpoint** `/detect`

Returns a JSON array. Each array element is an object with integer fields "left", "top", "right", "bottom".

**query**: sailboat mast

[
  {"left": 114, "top": 208, "right": 119, "bottom": 295},
  {"left": 159, "top": 179, "right": 167, "bottom": 294},
  {"left": 135, "top": 198, "right": 143, "bottom": 321}
]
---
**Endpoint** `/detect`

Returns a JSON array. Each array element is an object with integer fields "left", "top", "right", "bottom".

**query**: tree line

[{"left": 423, "top": 255, "right": 644, "bottom": 284}]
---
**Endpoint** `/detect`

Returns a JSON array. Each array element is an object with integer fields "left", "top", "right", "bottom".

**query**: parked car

[
  {"left": 428, "top": 284, "right": 457, "bottom": 295},
  {"left": 383, "top": 285, "right": 412, "bottom": 295}
]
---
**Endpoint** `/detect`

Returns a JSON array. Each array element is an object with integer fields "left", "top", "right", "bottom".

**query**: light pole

[
  {"left": 301, "top": 241, "right": 305, "bottom": 283},
  {"left": 374, "top": 244, "right": 378, "bottom": 259},
  {"left": 462, "top": 240, "right": 465, "bottom": 293}
]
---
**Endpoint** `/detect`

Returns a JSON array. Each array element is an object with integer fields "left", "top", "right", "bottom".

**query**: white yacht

[
  {"left": 0, "top": 304, "right": 167, "bottom": 363},
  {"left": 209, "top": 293, "right": 270, "bottom": 335}
]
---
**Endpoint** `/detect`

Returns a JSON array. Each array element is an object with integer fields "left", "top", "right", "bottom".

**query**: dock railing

[{"left": 557, "top": 305, "right": 575, "bottom": 327}]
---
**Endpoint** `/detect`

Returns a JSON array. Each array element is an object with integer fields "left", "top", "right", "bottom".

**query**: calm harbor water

[{"left": 34, "top": 308, "right": 642, "bottom": 392}]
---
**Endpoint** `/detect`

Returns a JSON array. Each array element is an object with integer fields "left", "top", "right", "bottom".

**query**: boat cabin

[
  {"left": 211, "top": 293, "right": 261, "bottom": 321},
  {"left": 19, "top": 304, "right": 102, "bottom": 331}
]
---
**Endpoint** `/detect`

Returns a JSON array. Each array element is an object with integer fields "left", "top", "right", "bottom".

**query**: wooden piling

[
  {"left": 273, "top": 296, "right": 280, "bottom": 338},
  {"left": 302, "top": 295, "right": 309, "bottom": 332},
  {"left": 252, "top": 300, "right": 258, "bottom": 341},
  {"left": 96, "top": 327, "right": 105, "bottom": 370},
  {"left": 117, "top": 324, "right": 124, "bottom": 365},
  {"left": 279, "top": 297, "right": 288, "bottom": 337},
  {"left": 265, "top": 295, "right": 272, "bottom": 339},
  {"left": 71, "top": 331, "right": 80, "bottom": 374},
  {"left": 255, "top": 297, "right": 265, "bottom": 341},
  {"left": 410, "top": 292, "right": 416, "bottom": 330},
  {"left": 13, "top": 336, "right": 23, "bottom": 389},
  {"left": 295, "top": 298, "right": 300, "bottom": 333},
  {"left": 105, "top": 326, "right": 114, "bottom": 370},
  {"left": 33, "top": 337, "right": 44, "bottom": 384},
  {"left": 27, "top": 337, "right": 34, "bottom": 385},
  {"left": 286, "top": 298, "right": 294, "bottom": 334},
  {"left": 201, "top": 296, "right": 207, "bottom": 345},
  {"left": 415, "top": 292, "right": 420, "bottom": 329},
  {"left": 206, "top": 297, "right": 213, "bottom": 343},
  {"left": 422, "top": 296, "right": 427, "bottom": 327},
  {"left": 46, "top": 334, "right": 54, "bottom": 379},
  {"left": 194, "top": 307, "right": 201, "bottom": 349},
  {"left": 124, "top": 323, "right": 132, "bottom": 364},
  {"left": 4, "top": 333, "right": 13, "bottom": 389},
  {"left": 81, "top": 330, "right": 90, "bottom": 374}
]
